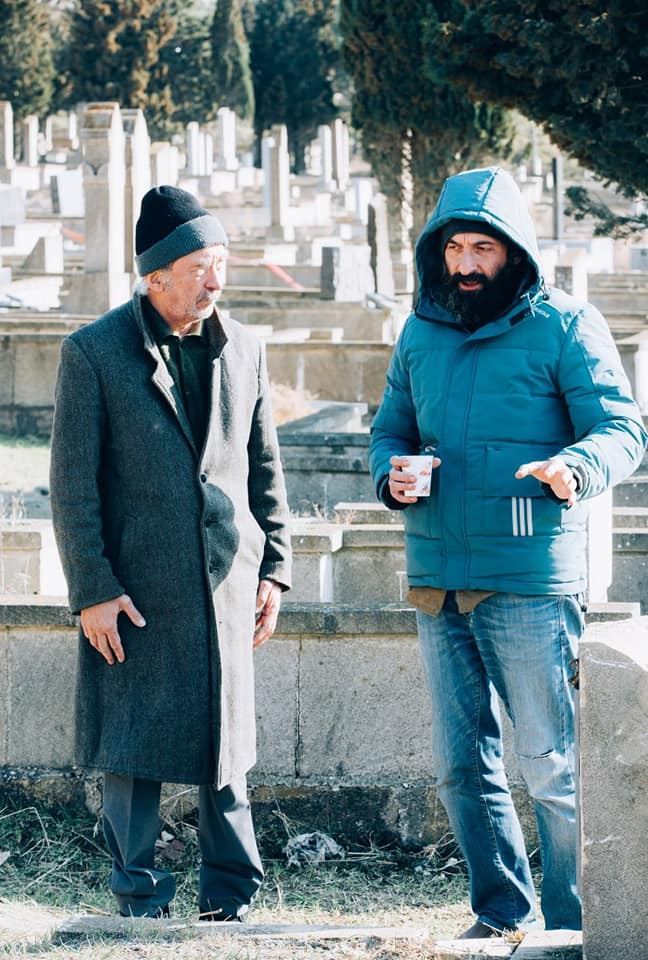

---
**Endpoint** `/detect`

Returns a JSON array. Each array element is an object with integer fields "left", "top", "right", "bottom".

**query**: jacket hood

[{"left": 415, "top": 167, "right": 543, "bottom": 310}]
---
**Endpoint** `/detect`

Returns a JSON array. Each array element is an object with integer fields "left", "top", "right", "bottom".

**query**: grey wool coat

[{"left": 50, "top": 291, "right": 292, "bottom": 788}]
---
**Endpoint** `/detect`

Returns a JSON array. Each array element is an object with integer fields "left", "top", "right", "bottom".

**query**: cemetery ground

[
  {"left": 0, "top": 787, "right": 485, "bottom": 959},
  {"left": 0, "top": 430, "right": 479, "bottom": 958}
]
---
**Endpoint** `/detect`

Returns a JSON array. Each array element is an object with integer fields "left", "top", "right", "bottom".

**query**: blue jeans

[{"left": 416, "top": 592, "right": 583, "bottom": 931}]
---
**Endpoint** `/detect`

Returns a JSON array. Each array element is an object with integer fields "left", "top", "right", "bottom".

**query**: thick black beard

[{"left": 438, "top": 257, "right": 528, "bottom": 331}]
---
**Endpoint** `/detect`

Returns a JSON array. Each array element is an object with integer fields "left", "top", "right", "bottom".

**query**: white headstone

[
  {"left": 368, "top": 193, "right": 395, "bottom": 300},
  {"left": 318, "top": 124, "right": 334, "bottom": 190},
  {"left": 353, "top": 177, "right": 374, "bottom": 226},
  {"left": 203, "top": 132, "right": 214, "bottom": 175},
  {"left": 22, "top": 115, "right": 39, "bottom": 167},
  {"left": 331, "top": 119, "right": 350, "bottom": 191},
  {"left": 186, "top": 122, "right": 201, "bottom": 176},
  {"left": 261, "top": 134, "right": 272, "bottom": 209},
  {"left": 50, "top": 169, "right": 84, "bottom": 217},
  {"left": 0, "top": 101, "right": 15, "bottom": 171},
  {"left": 122, "top": 108, "right": 151, "bottom": 274},
  {"left": 63, "top": 102, "right": 130, "bottom": 313},
  {"left": 216, "top": 107, "right": 238, "bottom": 171},
  {"left": 267, "top": 124, "right": 292, "bottom": 238},
  {"left": 150, "top": 142, "right": 178, "bottom": 187}
]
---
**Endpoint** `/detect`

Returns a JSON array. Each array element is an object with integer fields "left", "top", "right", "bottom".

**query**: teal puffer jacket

[{"left": 369, "top": 166, "right": 647, "bottom": 594}]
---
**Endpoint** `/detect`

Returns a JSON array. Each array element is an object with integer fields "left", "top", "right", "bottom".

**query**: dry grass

[{"left": 0, "top": 791, "right": 474, "bottom": 959}]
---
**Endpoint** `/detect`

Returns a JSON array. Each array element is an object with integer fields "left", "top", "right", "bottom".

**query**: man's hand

[
  {"left": 388, "top": 454, "right": 442, "bottom": 504},
  {"left": 80, "top": 594, "right": 146, "bottom": 665},
  {"left": 254, "top": 579, "right": 282, "bottom": 649},
  {"left": 515, "top": 457, "right": 578, "bottom": 507}
]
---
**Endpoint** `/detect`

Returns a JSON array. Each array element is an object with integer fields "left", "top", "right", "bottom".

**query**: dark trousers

[{"left": 103, "top": 772, "right": 264, "bottom": 917}]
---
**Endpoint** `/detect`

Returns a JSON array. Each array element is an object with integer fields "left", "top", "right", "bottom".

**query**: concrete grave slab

[
  {"left": 58, "top": 913, "right": 428, "bottom": 941},
  {"left": 579, "top": 618, "right": 648, "bottom": 960},
  {"left": 7, "top": 626, "right": 77, "bottom": 767},
  {"left": 254, "top": 636, "right": 299, "bottom": 778},
  {"left": 514, "top": 928, "right": 582, "bottom": 957}
]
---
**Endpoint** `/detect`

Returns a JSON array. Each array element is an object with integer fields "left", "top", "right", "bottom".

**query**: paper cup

[{"left": 403, "top": 455, "right": 435, "bottom": 497}]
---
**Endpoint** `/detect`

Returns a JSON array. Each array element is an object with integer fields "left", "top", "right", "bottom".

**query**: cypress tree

[
  {"left": 341, "top": 0, "right": 514, "bottom": 240},
  {"left": 250, "top": 0, "right": 341, "bottom": 172},
  {"left": 62, "top": 0, "right": 178, "bottom": 138},
  {"left": 210, "top": 0, "right": 254, "bottom": 122},
  {"left": 426, "top": 0, "right": 648, "bottom": 196},
  {"left": 0, "top": 0, "right": 55, "bottom": 120}
]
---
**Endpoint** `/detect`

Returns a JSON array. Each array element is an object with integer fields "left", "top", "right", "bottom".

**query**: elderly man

[
  {"left": 50, "top": 185, "right": 292, "bottom": 920},
  {"left": 369, "top": 167, "right": 646, "bottom": 939}
]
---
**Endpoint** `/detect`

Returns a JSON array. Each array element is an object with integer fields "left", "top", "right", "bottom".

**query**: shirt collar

[{"left": 142, "top": 296, "right": 206, "bottom": 344}]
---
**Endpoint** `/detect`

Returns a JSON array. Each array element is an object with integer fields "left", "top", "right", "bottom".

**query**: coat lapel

[{"left": 133, "top": 293, "right": 198, "bottom": 456}]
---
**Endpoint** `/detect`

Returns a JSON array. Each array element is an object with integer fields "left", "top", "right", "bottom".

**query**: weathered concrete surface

[
  {"left": 514, "top": 929, "right": 582, "bottom": 958},
  {"left": 6, "top": 627, "right": 76, "bottom": 767},
  {"left": 579, "top": 618, "right": 648, "bottom": 960},
  {"left": 59, "top": 913, "right": 427, "bottom": 940}
]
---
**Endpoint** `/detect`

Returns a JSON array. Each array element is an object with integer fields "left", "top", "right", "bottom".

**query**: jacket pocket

[{"left": 478, "top": 443, "right": 563, "bottom": 537}]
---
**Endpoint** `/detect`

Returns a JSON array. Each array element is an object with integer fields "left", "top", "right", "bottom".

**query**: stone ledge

[{"left": 0, "top": 599, "right": 640, "bottom": 633}]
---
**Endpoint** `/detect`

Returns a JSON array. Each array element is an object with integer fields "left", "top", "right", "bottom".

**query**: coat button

[{"left": 200, "top": 473, "right": 207, "bottom": 483}]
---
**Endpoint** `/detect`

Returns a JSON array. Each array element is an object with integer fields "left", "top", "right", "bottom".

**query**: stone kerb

[{"left": 579, "top": 618, "right": 648, "bottom": 960}]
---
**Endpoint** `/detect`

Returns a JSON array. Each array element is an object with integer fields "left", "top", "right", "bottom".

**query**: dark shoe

[
  {"left": 120, "top": 904, "right": 170, "bottom": 919},
  {"left": 199, "top": 907, "right": 246, "bottom": 922},
  {"left": 458, "top": 920, "right": 504, "bottom": 939}
]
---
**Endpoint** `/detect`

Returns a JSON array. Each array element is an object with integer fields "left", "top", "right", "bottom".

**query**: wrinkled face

[
  {"left": 149, "top": 244, "right": 228, "bottom": 327},
  {"left": 443, "top": 232, "right": 509, "bottom": 290}
]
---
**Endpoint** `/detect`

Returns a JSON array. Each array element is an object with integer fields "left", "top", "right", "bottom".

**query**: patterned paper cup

[{"left": 403, "top": 455, "right": 435, "bottom": 497}]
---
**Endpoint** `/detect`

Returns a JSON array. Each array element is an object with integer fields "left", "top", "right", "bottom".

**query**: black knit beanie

[
  {"left": 439, "top": 218, "right": 508, "bottom": 251},
  {"left": 135, "top": 185, "right": 228, "bottom": 276}
]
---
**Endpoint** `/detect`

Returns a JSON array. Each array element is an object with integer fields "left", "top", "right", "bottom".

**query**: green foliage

[
  {"left": 61, "top": 0, "right": 178, "bottom": 139},
  {"left": 0, "top": 0, "right": 55, "bottom": 120},
  {"left": 210, "top": 0, "right": 254, "bottom": 121},
  {"left": 340, "top": 0, "right": 514, "bottom": 237},
  {"left": 250, "top": 0, "right": 341, "bottom": 172},
  {"left": 160, "top": 14, "right": 219, "bottom": 127},
  {"left": 566, "top": 186, "right": 648, "bottom": 239},
  {"left": 425, "top": 0, "right": 648, "bottom": 196}
]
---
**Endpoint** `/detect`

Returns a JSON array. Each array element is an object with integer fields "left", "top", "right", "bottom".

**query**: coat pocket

[{"left": 478, "top": 443, "right": 564, "bottom": 537}]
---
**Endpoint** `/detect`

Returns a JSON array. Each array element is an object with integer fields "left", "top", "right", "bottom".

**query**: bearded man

[{"left": 369, "top": 167, "right": 646, "bottom": 939}]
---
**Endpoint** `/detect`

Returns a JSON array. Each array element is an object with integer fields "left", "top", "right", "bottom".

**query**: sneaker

[{"left": 458, "top": 920, "right": 504, "bottom": 939}]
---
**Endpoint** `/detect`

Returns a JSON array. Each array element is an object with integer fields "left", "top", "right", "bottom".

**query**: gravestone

[
  {"left": 150, "top": 142, "right": 179, "bottom": 187},
  {"left": 353, "top": 177, "right": 374, "bottom": 226},
  {"left": 265, "top": 124, "right": 293, "bottom": 241},
  {"left": 321, "top": 244, "right": 373, "bottom": 302},
  {"left": 318, "top": 124, "right": 334, "bottom": 191},
  {"left": 62, "top": 102, "right": 130, "bottom": 314},
  {"left": 122, "top": 108, "right": 151, "bottom": 274},
  {"left": 331, "top": 118, "right": 350, "bottom": 191},
  {"left": 552, "top": 155, "right": 564, "bottom": 241},
  {"left": 186, "top": 121, "right": 201, "bottom": 176},
  {"left": 203, "top": 132, "right": 214, "bottom": 175},
  {"left": 22, "top": 234, "right": 64, "bottom": 274},
  {"left": 216, "top": 107, "right": 237, "bottom": 171},
  {"left": 368, "top": 194, "right": 395, "bottom": 299},
  {"left": 579, "top": 618, "right": 648, "bottom": 960},
  {"left": 21, "top": 116, "right": 39, "bottom": 167},
  {"left": 0, "top": 101, "right": 15, "bottom": 175},
  {"left": 50, "top": 169, "right": 84, "bottom": 217}
]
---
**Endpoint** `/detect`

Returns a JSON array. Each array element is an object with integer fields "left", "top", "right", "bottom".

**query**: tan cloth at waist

[{"left": 407, "top": 587, "right": 495, "bottom": 617}]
